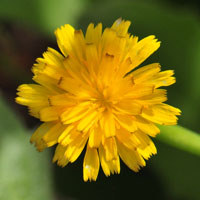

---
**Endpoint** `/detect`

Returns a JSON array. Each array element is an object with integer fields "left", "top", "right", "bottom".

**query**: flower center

[{"left": 93, "top": 87, "right": 113, "bottom": 111}]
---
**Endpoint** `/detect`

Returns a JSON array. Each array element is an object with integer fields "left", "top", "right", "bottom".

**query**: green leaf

[
  {"left": 0, "top": 94, "right": 53, "bottom": 200},
  {"left": 157, "top": 125, "right": 200, "bottom": 156}
]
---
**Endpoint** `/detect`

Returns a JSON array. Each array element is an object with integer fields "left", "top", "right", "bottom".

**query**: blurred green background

[{"left": 0, "top": 0, "right": 200, "bottom": 199}]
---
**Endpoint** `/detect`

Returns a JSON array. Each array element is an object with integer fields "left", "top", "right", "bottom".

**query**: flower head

[{"left": 16, "top": 19, "right": 181, "bottom": 181}]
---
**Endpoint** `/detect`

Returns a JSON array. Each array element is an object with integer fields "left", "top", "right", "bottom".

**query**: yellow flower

[{"left": 16, "top": 19, "right": 181, "bottom": 181}]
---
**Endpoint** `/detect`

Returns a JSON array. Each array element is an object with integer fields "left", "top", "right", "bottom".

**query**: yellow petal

[
  {"left": 64, "top": 132, "right": 88, "bottom": 163},
  {"left": 34, "top": 48, "right": 64, "bottom": 77},
  {"left": 30, "top": 122, "right": 55, "bottom": 151},
  {"left": 142, "top": 104, "right": 181, "bottom": 125},
  {"left": 117, "top": 140, "right": 146, "bottom": 172},
  {"left": 16, "top": 84, "right": 51, "bottom": 98},
  {"left": 54, "top": 24, "right": 75, "bottom": 57},
  {"left": 116, "top": 56, "right": 133, "bottom": 78},
  {"left": 57, "top": 76, "right": 82, "bottom": 95},
  {"left": 101, "top": 27, "right": 127, "bottom": 64},
  {"left": 60, "top": 102, "right": 91, "bottom": 124},
  {"left": 42, "top": 122, "right": 66, "bottom": 147},
  {"left": 133, "top": 130, "right": 157, "bottom": 159},
  {"left": 39, "top": 106, "right": 65, "bottom": 122},
  {"left": 115, "top": 99, "right": 143, "bottom": 115},
  {"left": 115, "top": 114, "right": 138, "bottom": 132},
  {"left": 131, "top": 63, "right": 161, "bottom": 84},
  {"left": 53, "top": 144, "right": 69, "bottom": 167},
  {"left": 162, "top": 103, "right": 181, "bottom": 114},
  {"left": 83, "top": 146, "right": 100, "bottom": 182},
  {"left": 48, "top": 93, "right": 76, "bottom": 106},
  {"left": 33, "top": 72, "right": 64, "bottom": 94},
  {"left": 103, "top": 137, "right": 118, "bottom": 161},
  {"left": 135, "top": 116, "right": 160, "bottom": 137},
  {"left": 124, "top": 83, "right": 155, "bottom": 99},
  {"left": 43, "top": 47, "right": 64, "bottom": 65},
  {"left": 63, "top": 55, "right": 90, "bottom": 85},
  {"left": 111, "top": 18, "right": 131, "bottom": 37},
  {"left": 97, "top": 52, "right": 117, "bottom": 85},
  {"left": 73, "top": 30, "right": 86, "bottom": 61},
  {"left": 33, "top": 63, "right": 68, "bottom": 82},
  {"left": 60, "top": 127, "right": 79, "bottom": 146},
  {"left": 107, "top": 76, "right": 131, "bottom": 99},
  {"left": 88, "top": 126, "right": 102, "bottom": 148},
  {"left": 28, "top": 106, "right": 43, "bottom": 118},
  {"left": 16, "top": 96, "right": 48, "bottom": 107},
  {"left": 57, "top": 76, "right": 93, "bottom": 98},
  {"left": 58, "top": 124, "right": 75, "bottom": 143},
  {"left": 85, "top": 42, "right": 99, "bottom": 75},
  {"left": 116, "top": 128, "right": 139, "bottom": 149},
  {"left": 136, "top": 89, "right": 167, "bottom": 105},
  {"left": 77, "top": 110, "right": 98, "bottom": 132},
  {"left": 16, "top": 84, "right": 50, "bottom": 107},
  {"left": 100, "top": 111, "right": 116, "bottom": 138},
  {"left": 85, "top": 23, "right": 102, "bottom": 47},
  {"left": 149, "top": 70, "right": 176, "bottom": 88},
  {"left": 125, "top": 35, "right": 160, "bottom": 74},
  {"left": 99, "top": 145, "right": 120, "bottom": 176}
]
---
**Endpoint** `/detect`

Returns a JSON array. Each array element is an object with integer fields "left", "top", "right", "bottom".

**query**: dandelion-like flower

[{"left": 16, "top": 19, "right": 181, "bottom": 181}]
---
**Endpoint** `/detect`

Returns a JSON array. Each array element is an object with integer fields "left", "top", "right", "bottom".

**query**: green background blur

[{"left": 0, "top": 0, "right": 200, "bottom": 199}]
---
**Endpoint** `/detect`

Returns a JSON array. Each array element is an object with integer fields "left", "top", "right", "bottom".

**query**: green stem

[{"left": 156, "top": 125, "right": 200, "bottom": 156}]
